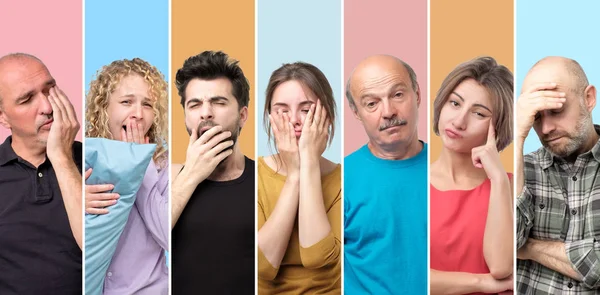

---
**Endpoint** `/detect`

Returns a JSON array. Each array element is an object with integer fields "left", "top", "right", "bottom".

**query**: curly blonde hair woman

[
  {"left": 84, "top": 58, "right": 169, "bottom": 294},
  {"left": 86, "top": 58, "right": 168, "bottom": 168}
]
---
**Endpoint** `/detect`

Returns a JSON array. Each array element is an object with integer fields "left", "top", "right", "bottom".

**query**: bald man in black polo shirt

[{"left": 0, "top": 53, "right": 83, "bottom": 294}]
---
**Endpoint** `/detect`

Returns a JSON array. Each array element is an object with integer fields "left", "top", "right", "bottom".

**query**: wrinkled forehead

[
  {"left": 353, "top": 65, "right": 411, "bottom": 98},
  {"left": 0, "top": 58, "right": 52, "bottom": 95},
  {"left": 184, "top": 77, "right": 233, "bottom": 102}
]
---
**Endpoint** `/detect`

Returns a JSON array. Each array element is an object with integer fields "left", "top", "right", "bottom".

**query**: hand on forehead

[{"left": 523, "top": 57, "right": 587, "bottom": 94}]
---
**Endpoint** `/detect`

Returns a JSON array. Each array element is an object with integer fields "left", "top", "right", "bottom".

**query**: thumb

[{"left": 85, "top": 168, "right": 92, "bottom": 180}]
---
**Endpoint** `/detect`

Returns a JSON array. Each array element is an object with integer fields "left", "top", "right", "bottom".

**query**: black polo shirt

[{"left": 0, "top": 136, "right": 82, "bottom": 295}]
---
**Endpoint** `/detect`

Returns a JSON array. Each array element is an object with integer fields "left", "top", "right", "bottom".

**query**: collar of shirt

[{"left": 537, "top": 124, "right": 600, "bottom": 169}]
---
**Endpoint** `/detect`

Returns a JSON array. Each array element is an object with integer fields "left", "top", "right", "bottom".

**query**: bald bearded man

[
  {"left": 0, "top": 53, "right": 82, "bottom": 294},
  {"left": 516, "top": 56, "right": 600, "bottom": 293},
  {"left": 343, "top": 55, "right": 427, "bottom": 294}
]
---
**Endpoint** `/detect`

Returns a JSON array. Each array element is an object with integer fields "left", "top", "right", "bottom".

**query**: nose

[
  {"left": 381, "top": 98, "right": 397, "bottom": 119},
  {"left": 130, "top": 103, "right": 143, "bottom": 120},
  {"left": 540, "top": 115, "right": 556, "bottom": 135},
  {"left": 199, "top": 103, "right": 214, "bottom": 120},
  {"left": 451, "top": 109, "right": 468, "bottom": 130},
  {"left": 289, "top": 110, "right": 301, "bottom": 127},
  {"left": 39, "top": 94, "right": 53, "bottom": 115}
]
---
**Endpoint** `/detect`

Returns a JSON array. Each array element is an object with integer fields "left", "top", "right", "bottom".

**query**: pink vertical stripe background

[
  {"left": 0, "top": 0, "right": 83, "bottom": 141},
  {"left": 344, "top": 0, "right": 428, "bottom": 155}
]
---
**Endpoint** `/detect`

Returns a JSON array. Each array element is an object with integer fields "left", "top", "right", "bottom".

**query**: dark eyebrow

[
  {"left": 451, "top": 91, "right": 492, "bottom": 113},
  {"left": 299, "top": 100, "right": 314, "bottom": 107},
  {"left": 186, "top": 96, "right": 228, "bottom": 107},
  {"left": 209, "top": 96, "right": 228, "bottom": 102}
]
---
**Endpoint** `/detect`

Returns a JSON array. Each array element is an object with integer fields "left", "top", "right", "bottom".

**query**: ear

[
  {"left": 350, "top": 104, "right": 362, "bottom": 122},
  {"left": 584, "top": 84, "right": 597, "bottom": 113},
  {"left": 238, "top": 106, "right": 249, "bottom": 129},
  {"left": 0, "top": 108, "right": 11, "bottom": 130},
  {"left": 415, "top": 83, "right": 422, "bottom": 107}
]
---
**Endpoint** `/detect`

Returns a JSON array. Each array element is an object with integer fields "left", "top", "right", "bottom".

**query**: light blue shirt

[{"left": 344, "top": 142, "right": 428, "bottom": 295}]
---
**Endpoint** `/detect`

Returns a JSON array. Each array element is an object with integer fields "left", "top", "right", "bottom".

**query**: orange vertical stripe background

[
  {"left": 171, "top": 0, "right": 255, "bottom": 164},
  {"left": 430, "top": 0, "right": 514, "bottom": 172}
]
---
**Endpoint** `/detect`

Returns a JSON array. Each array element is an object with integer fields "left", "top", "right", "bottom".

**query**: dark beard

[{"left": 187, "top": 119, "right": 240, "bottom": 163}]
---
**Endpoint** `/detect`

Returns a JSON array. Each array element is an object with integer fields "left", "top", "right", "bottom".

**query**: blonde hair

[{"left": 86, "top": 58, "right": 168, "bottom": 167}]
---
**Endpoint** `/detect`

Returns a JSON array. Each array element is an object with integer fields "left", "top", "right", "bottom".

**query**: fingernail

[
  {"left": 558, "top": 103, "right": 563, "bottom": 107},
  {"left": 112, "top": 200, "right": 117, "bottom": 204}
]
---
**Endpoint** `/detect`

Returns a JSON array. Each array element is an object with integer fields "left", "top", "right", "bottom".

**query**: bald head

[
  {"left": 346, "top": 54, "right": 418, "bottom": 111},
  {"left": 0, "top": 53, "right": 49, "bottom": 106},
  {"left": 524, "top": 56, "right": 589, "bottom": 95}
]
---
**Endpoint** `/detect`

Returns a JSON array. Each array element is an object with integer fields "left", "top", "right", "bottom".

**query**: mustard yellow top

[{"left": 257, "top": 157, "right": 341, "bottom": 294}]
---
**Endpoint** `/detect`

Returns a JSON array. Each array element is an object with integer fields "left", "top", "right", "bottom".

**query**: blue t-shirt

[{"left": 344, "top": 142, "right": 428, "bottom": 295}]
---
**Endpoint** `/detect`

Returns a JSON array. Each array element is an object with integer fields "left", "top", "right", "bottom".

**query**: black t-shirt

[
  {"left": 0, "top": 136, "right": 82, "bottom": 295},
  {"left": 172, "top": 156, "right": 255, "bottom": 295}
]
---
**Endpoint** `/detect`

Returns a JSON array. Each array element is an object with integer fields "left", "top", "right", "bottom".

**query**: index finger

[
  {"left": 198, "top": 125, "right": 224, "bottom": 144},
  {"left": 87, "top": 183, "right": 114, "bottom": 193},
  {"left": 487, "top": 119, "right": 496, "bottom": 146},
  {"left": 189, "top": 128, "right": 198, "bottom": 146},
  {"left": 522, "top": 82, "right": 557, "bottom": 94},
  {"left": 56, "top": 86, "right": 78, "bottom": 122}
]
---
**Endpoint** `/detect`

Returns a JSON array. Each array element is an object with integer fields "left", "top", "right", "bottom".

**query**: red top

[{"left": 430, "top": 174, "right": 512, "bottom": 295}]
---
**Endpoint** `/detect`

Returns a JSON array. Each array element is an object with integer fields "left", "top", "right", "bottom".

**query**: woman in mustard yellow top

[{"left": 257, "top": 62, "right": 341, "bottom": 294}]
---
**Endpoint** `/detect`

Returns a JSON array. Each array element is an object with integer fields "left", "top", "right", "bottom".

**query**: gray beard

[{"left": 542, "top": 110, "right": 590, "bottom": 158}]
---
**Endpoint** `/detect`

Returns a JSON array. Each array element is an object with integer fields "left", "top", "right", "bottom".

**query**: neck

[
  {"left": 207, "top": 144, "right": 245, "bottom": 181},
  {"left": 11, "top": 135, "right": 47, "bottom": 167},
  {"left": 368, "top": 132, "right": 422, "bottom": 160},
  {"left": 435, "top": 147, "right": 487, "bottom": 184}
]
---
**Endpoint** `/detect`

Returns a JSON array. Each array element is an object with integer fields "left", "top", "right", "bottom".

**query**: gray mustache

[{"left": 379, "top": 118, "right": 407, "bottom": 131}]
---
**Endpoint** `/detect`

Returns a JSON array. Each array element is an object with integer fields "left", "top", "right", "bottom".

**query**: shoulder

[
  {"left": 321, "top": 157, "right": 339, "bottom": 176},
  {"left": 524, "top": 146, "right": 546, "bottom": 165},
  {"left": 344, "top": 145, "right": 366, "bottom": 165}
]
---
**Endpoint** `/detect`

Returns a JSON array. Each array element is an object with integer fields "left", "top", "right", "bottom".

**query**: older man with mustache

[{"left": 343, "top": 55, "right": 427, "bottom": 294}]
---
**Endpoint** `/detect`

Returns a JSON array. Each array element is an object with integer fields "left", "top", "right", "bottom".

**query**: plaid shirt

[{"left": 517, "top": 126, "right": 600, "bottom": 294}]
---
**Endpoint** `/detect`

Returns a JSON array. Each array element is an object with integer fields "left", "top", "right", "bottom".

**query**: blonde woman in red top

[{"left": 430, "top": 57, "right": 514, "bottom": 295}]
